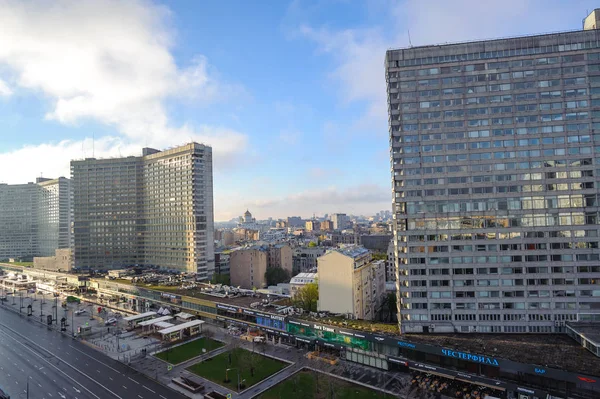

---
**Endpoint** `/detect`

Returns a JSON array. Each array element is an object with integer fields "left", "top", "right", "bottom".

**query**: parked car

[
  {"left": 105, "top": 318, "right": 117, "bottom": 325},
  {"left": 74, "top": 309, "right": 86, "bottom": 315}
]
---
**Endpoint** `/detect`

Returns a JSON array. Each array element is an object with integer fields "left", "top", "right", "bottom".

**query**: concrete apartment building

[
  {"left": 286, "top": 216, "right": 303, "bottom": 227},
  {"left": 292, "top": 246, "right": 326, "bottom": 274},
  {"left": 230, "top": 243, "right": 293, "bottom": 289},
  {"left": 229, "top": 245, "right": 268, "bottom": 289},
  {"left": 317, "top": 246, "right": 385, "bottom": 321},
  {"left": 0, "top": 177, "right": 72, "bottom": 260},
  {"left": 320, "top": 220, "right": 334, "bottom": 231},
  {"left": 71, "top": 143, "right": 214, "bottom": 277},
  {"left": 304, "top": 220, "right": 320, "bottom": 232},
  {"left": 331, "top": 213, "right": 349, "bottom": 230},
  {"left": 267, "top": 243, "right": 293, "bottom": 275},
  {"left": 387, "top": 12, "right": 600, "bottom": 333}
]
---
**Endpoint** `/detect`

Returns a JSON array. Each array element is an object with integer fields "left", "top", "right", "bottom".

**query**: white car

[
  {"left": 74, "top": 309, "right": 86, "bottom": 315},
  {"left": 105, "top": 318, "right": 117, "bottom": 325}
]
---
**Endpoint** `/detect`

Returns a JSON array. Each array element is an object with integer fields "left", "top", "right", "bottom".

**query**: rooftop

[
  {"left": 403, "top": 333, "right": 600, "bottom": 377},
  {"left": 290, "top": 273, "right": 317, "bottom": 284},
  {"left": 567, "top": 321, "right": 600, "bottom": 345},
  {"left": 332, "top": 245, "right": 370, "bottom": 260}
]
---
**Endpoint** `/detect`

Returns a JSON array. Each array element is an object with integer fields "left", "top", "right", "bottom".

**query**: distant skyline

[{"left": 0, "top": 0, "right": 598, "bottom": 221}]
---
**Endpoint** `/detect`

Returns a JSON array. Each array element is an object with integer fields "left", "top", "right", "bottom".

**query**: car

[
  {"left": 74, "top": 309, "right": 86, "bottom": 315},
  {"left": 105, "top": 318, "right": 117, "bottom": 325},
  {"left": 0, "top": 296, "right": 6, "bottom": 302}
]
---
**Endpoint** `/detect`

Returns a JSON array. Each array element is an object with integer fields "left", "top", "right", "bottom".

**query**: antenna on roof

[
  {"left": 92, "top": 132, "right": 95, "bottom": 158},
  {"left": 408, "top": 30, "right": 413, "bottom": 47}
]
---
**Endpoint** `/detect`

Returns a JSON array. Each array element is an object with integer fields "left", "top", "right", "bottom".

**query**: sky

[{"left": 0, "top": 0, "right": 598, "bottom": 221}]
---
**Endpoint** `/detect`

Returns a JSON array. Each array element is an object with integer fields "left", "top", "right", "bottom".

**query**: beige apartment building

[
  {"left": 317, "top": 246, "right": 385, "bottom": 321},
  {"left": 229, "top": 246, "right": 268, "bottom": 289},
  {"left": 305, "top": 220, "right": 319, "bottom": 232},
  {"left": 267, "top": 243, "right": 293, "bottom": 275},
  {"left": 320, "top": 220, "right": 334, "bottom": 231}
]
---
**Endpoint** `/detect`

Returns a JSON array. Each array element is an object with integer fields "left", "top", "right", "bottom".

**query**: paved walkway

[{"left": 80, "top": 321, "right": 452, "bottom": 399}]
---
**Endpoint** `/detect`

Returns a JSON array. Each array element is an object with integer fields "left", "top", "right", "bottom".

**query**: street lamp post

[{"left": 225, "top": 368, "right": 241, "bottom": 392}]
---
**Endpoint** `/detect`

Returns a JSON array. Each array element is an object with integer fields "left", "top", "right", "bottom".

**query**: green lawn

[
  {"left": 258, "top": 369, "right": 395, "bottom": 399},
  {"left": 186, "top": 348, "right": 287, "bottom": 391},
  {"left": 154, "top": 337, "right": 224, "bottom": 364}
]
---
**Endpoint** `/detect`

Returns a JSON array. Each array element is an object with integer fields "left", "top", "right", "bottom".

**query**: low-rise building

[
  {"left": 259, "top": 228, "right": 287, "bottom": 242},
  {"left": 292, "top": 246, "right": 325, "bottom": 274},
  {"left": 330, "top": 232, "right": 358, "bottom": 247},
  {"left": 33, "top": 248, "right": 73, "bottom": 272},
  {"left": 289, "top": 272, "right": 317, "bottom": 297},
  {"left": 317, "top": 246, "right": 385, "bottom": 321}
]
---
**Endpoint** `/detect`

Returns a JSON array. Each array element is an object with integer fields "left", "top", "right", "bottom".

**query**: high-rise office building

[
  {"left": 331, "top": 213, "right": 349, "bottom": 230},
  {"left": 71, "top": 143, "right": 214, "bottom": 277},
  {"left": 387, "top": 11, "right": 600, "bottom": 334},
  {"left": 0, "top": 177, "right": 72, "bottom": 260}
]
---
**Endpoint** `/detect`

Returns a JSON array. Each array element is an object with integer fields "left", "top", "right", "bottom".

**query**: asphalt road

[{"left": 0, "top": 305, "right": 187, "bottom": 399}]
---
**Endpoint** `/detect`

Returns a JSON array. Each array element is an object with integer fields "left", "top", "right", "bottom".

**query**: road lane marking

[
  {"left": 0, "top": 328, "right": 105, "bottom": 399},
  {"left": 122, "top": 386, "right": 127, "bottom": 390},
  {"left": 68, "top": 345, "right": 122, "bottom": 374},
  {"left": 128, "top": 377, "right": 139, "bottom": 385},
  {"left": 142, "top": 386, "right": 155, "bottom": 393}
]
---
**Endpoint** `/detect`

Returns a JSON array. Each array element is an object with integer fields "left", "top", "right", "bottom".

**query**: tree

[
  {"left": 265, "top": 266, "right": 290, "bottom": 286},
  {"left": 308, "top": 241, "right": 317, "bottom": 248},
  {"left": 371, "top": 253, "right": 387, "bottom": 261},
  {"left": 212, "top": 273, "right": 230, "bottom": 285},
  {"left": 294, "top": 282, "right": 318, "bottom": 312}
]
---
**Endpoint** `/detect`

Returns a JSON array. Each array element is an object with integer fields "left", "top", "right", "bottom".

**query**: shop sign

[
  {"left": 313, "top": 324, "right": 335, "bottom": 333},
  {"left": 387, "top": 357, "right": 408, "bottom": 366},
  {"left": 534, "top": 368, "right": 546, "bottom": 375},
  {"left": 517, "top": 387, "right": 535, "bottom": 394},
  {"left": 412, "top": 362, "right": 439, "bottom": 372},
  {"left": 216, "top": 304, "right": 238, "bottom": 312},
  {"left": 441, "top": 348, "right": 499, "bottom": 366},
  {"left": 398, "top": 340, "right": 416, "bottom": 349},
  {"left": 577, "top": 376, "right": 597, "bottom": 383}
]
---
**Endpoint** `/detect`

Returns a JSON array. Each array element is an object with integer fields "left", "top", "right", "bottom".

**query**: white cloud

[
  {"left": 297, "top": 0, "right": 575, "bottom": 130},
  {"left": 0, "top": 0, "right": 248, "bottom": 183},
  {"left": 0, "top": 78, "right": 11, "bottom": 96},
  {"left": 247, "top": 183, "right": 391, "bottom": 219}
]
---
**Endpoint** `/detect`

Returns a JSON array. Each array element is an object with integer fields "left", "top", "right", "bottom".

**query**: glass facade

[
  {"left": 0, "top": 177, "right": 71, "bottom": 260},
  {"left": 387, "top": 29, "right": 600, "bottom": 333}
]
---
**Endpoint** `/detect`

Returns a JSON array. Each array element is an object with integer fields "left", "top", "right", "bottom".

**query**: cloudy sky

[{"left": 0, "top": 0, "right": 597, "bottom": 220}]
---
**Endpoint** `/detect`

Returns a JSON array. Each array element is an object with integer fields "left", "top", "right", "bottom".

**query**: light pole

[{"left": 225, "top": 367, "right": 241, "bottom": 391}]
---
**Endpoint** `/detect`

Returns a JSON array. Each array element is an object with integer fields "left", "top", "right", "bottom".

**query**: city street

[{"left": 0, "top": 304, "right": 187, "bottom": 399}]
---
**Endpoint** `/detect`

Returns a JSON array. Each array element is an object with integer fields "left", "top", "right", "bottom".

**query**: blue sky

[{"left": 0, "top": 0, "right": 598, "bottom": 220}]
